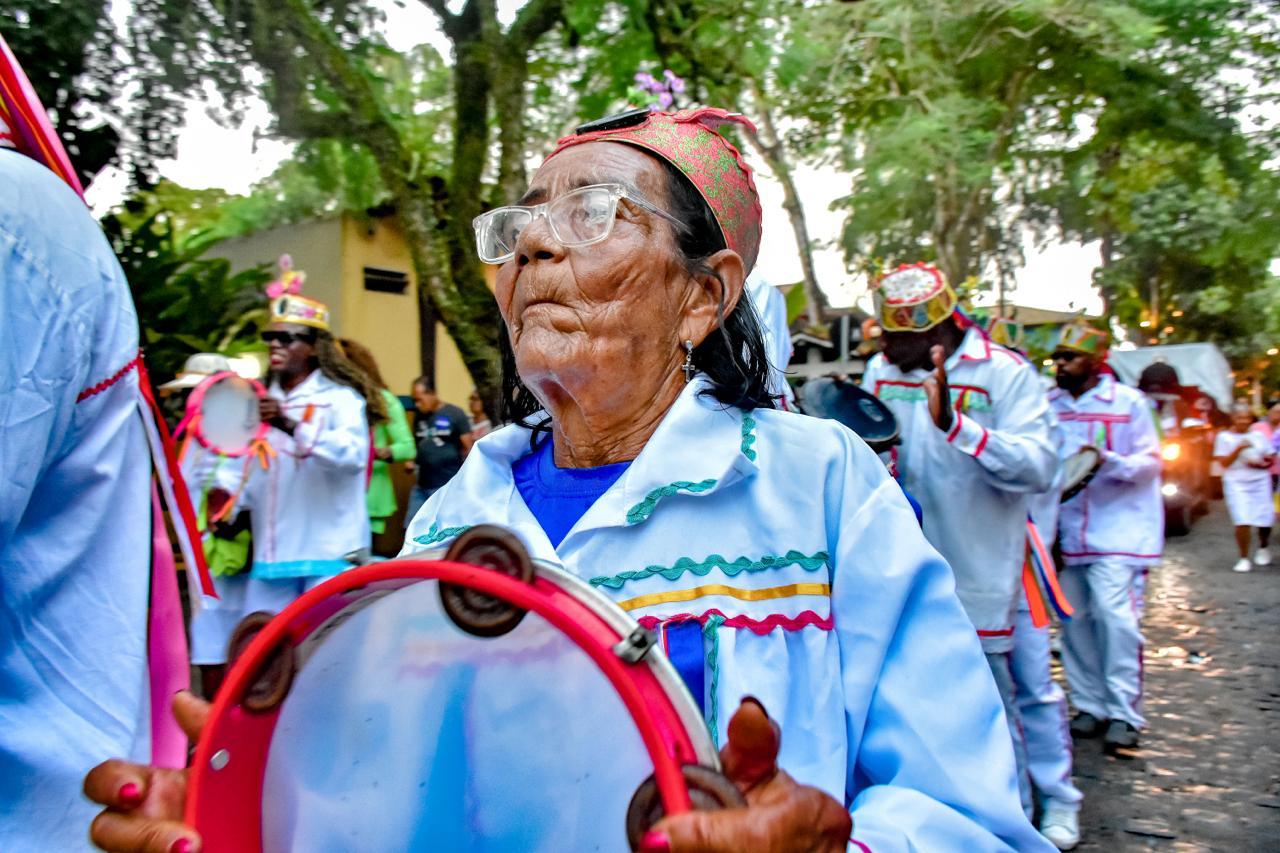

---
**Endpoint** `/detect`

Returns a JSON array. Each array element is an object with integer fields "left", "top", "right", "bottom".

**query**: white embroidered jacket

[
  {"left": 239, "top": 370, "right": 371, "bottom": 578},
  {"left": 402, "top": 377, "right": 1051, "bottom": 851},
  {"left": 862, "top": 328, "right": 1057, "bottom": 651},
  {"left": 1050, "top": 374, "right": 1164, "bottom": 566}
]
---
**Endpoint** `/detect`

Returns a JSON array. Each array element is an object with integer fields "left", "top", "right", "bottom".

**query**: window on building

[{"left": 363, "top": 266, "right": 409, "bottom": 294}]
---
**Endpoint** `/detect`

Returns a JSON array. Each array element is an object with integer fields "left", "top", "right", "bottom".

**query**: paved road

[{"left": 1069, "top": 502, "right": 1279, "bottom": 851}]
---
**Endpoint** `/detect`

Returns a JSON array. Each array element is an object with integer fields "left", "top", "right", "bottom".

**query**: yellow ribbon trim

[{"left": 617, "top": 582, "right": 831, "bottom": 612}]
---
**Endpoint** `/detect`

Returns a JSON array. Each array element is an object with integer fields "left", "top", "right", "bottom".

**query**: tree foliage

[
  {"left": 103, "top": 211, "right": 272, "bottom": 384},
  {"left": 8, "top": 0, "right": 1278, "bottom": 394}
]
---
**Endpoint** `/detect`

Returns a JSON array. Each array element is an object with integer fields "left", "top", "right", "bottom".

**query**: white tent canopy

[{"left": 1108, "top": 343, "right": 1234, "bottom": 411}]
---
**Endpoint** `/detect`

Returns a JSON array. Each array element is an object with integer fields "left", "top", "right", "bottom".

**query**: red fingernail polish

[
  {"left": 118, "top": 782, "right": 140, "bottom": 803},
  {"left": 639, "top": 830, "right": 670, "bottom": 853},
  {"left": 171, "top": 838, "right": 192, "bottom": 853}
]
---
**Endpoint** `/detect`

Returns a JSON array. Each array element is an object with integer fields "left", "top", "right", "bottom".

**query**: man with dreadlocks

[{"left": 215, "top": 292, "right": 381, "bottom": 617}]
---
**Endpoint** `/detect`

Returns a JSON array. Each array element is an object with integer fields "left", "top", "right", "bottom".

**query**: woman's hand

[
  {"left": 85, "top": 691, "right": 210, "bottom": 853},
  {"left": 641, "top": 699, "right": 852, "bottom": 853}
]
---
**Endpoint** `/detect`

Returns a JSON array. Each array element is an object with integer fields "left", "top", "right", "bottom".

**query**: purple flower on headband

[
  {"left": 664, "top": 69, "right": 686, "bottom": 93},
  {"left": 657, "top": 91, "right": 674, "bottom": 109},
  {"left": 634, "top": 71, "right": 657, "bottom": 89}
]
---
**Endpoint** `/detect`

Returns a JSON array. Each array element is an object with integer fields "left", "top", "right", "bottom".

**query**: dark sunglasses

[
  {"left": 261, "top": 330, "right": 317, "bottom": 346},
  {"left": 1050, "top": 350, "right": 1081, "bottom": 362}
]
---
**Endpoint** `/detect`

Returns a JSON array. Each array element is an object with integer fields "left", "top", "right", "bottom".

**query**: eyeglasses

[
  {"left": 471, "top": 183, "right": 686, "bottom": 264},
  {"left": 1050, "top": 350, "right": 1081, "bottom": 363},
  {"left": 261, "top": 330, "right": 317, "bottom": 346}
]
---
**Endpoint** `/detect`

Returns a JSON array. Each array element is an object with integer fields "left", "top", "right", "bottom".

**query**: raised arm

[
  {"left": 290, "top": 388, "right": 370, "bottom": 471},
  {"left": 945, "top": 361, "right": 1056, "bottom": 494}
]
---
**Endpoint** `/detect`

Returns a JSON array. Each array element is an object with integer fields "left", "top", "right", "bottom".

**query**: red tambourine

[
  {"left": 178, "top": 371, "right": 268, "bottom": 458},
  {"left": 186, "top": 527, "right": 742, "bottom": 852}
]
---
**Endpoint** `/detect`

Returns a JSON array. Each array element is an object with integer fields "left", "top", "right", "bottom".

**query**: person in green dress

[{"left": 339, "top": 338, "right": 416, "bottom": 539}]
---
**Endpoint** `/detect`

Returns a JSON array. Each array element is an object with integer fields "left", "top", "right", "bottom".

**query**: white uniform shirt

[
  {"left": 1, "top": 151, "right": 150, "bottom": 852},
  {"left": 1214, "top": 430, "right": 1272, "bottom": 483},
  {"left": 403, "top": 377, "right": 1051, "bottom": 851},
  {"left": 745, "top": 270, "right": 796, "bottom": 408},
  {"left": 862, "top": 328, "right": 1056, "bottom": 650},
  {"left": 1050, "top": 374, "right": 1164, "bottom": 566},
  {"left": 240, "top": 370, "right": 371, "bottom": 577}
]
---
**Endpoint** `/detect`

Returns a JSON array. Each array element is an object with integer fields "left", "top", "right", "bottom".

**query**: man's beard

[{"left": 1055, "top": 370, "right": 1087, "bottom": 394}]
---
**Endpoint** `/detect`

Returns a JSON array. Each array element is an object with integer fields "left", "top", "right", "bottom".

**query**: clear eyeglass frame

[{"left": 471, "top": 183, "right": 686, "bottom": 265}]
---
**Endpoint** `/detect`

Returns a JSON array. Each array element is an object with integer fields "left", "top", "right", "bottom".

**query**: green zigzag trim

[
  {"left": 704, "top": 614, "right": 726, "bottom": 744},
  {"left": 625, "top": 478, "right": 717, "bottom": 525},
  {"left": 740, "top": 414, "right": 757, "bottom": 461},
  {"left": 590, "top": 550, "right": 829, "bottom": 590},
  {"left": 413, "top": 522, "right": 471, "bottom": 547}
]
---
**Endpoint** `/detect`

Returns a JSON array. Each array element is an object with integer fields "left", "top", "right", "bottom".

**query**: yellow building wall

[
  {"left": 338, "top": 215, "right": 477, "bottom": 408},
  {"left": 338, "top": 215, "right": 421, "bottom": 396},
  {"left": 209, "top": 215, "right": 483, "bottom": 410}
]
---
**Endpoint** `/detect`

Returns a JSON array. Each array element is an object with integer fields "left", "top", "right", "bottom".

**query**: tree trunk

[{"left": 741, "top": 93, "right": 828, "bottom": 323}]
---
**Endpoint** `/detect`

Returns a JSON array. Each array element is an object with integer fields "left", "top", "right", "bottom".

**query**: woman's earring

[{"left": 682, "top": 340, "right": 695, "bottom": 382}]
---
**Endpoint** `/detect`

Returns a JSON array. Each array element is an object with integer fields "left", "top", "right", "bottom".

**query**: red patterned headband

[{"left": 545, "top": 108, "right": 763, "bottom": 273}]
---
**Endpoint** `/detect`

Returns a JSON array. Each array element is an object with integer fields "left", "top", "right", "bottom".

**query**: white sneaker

[
  {"left": 1255, "top": 547, "right": 1272, "bottom": 566},
  {"left": 1039, "top": 799, "right": 1080, "bottom": 850},
  {"left": 1233, "top": 557, "right": 1253, "bottom": 573}
]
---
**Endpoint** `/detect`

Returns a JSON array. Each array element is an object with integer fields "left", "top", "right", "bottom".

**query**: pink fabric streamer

[{"left": 149, "top": 482, "right": 191, "bottom": 768}]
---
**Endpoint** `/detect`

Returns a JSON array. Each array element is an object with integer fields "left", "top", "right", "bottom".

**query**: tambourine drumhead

[
  {"left": 802, "top": 378, "right": 900, "bottom": 453},
  {"left": 191, "top": 372, "right": 265, "bottom": 456},
  {"left": 1060, "top": 447, "right": 1102, "bottom": 502},
  {"left": 187, "top": 556, "right": 720, "bottom": 853}
]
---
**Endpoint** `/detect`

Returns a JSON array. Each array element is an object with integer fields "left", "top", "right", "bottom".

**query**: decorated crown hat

[
  {"left": 265, "top": 256, "right": 329, "bottom": 331},
  {"left": 269, "top": 294, "right": 330, "bottom": 331},
  {"left": 1054, "top": 320, "right": 1109, "bottom": 356},
  {"left": 872, "top": 262, "right": 959, "bottom": 333}
]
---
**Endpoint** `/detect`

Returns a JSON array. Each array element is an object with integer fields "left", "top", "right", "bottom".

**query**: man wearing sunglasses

[
  {"left": 212, "top": 294, "right": 380, "bottom": 619},
  {"left": 1048, "top": 324, "right": 1162, "bottom": 755}
]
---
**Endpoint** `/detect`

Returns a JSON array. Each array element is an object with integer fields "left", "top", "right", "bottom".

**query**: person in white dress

[{"left": 1214, "top": 402, "right": 1275, "bottom": 572}]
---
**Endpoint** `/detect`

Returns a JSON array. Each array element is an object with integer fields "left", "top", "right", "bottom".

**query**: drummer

[
  {"left": 214, "top": 291, "right": 382, "bottom": 616},
  {"left": 860, "top": 263, "right": 1057, "bottom": 821},
  {"left": 1049, "top": 323, "right": 1163, "bottom": 753},
  {"left": 86, "top": 109, "right": 1051, "bottom": 852},
  {"left": 160, "top": 353, "right": 253, "bottom": 697}
]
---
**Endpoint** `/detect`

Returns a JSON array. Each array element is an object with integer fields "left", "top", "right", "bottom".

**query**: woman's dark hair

[
  {"left": 501, "top": 154, "right": 777, "bottom": 432},
  {"left": 314, "top": 331, "right": 387, "bottom": 424}
]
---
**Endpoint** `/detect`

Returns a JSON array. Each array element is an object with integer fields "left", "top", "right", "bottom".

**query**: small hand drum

[
  {"left": 802, "top": 377, "right": 901, "bottom": 454},
  {"left": 186, "top": 527, "right": 742, "bottom": 852},
  {"left": 184, "top": 371, "right": 268, "bottom": 457},
  {"left": 1059, "top": 447, "right": 1103, "bottom": 502}
]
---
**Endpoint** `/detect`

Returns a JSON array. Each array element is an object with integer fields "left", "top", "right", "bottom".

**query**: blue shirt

[
  {"left": 512, "top": 437, "right": 630, "bottom": 548},
  {"left": 1, "top": 150, "right": 152, "bottom": 851}
]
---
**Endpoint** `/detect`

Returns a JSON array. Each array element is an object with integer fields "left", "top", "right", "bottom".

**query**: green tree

[
  {"left": 0, "top": 0, "right": 256, "bottom": 184},
  {"left": 637, "top": 0, "right": 833, "bottom": 320},
  {"left": 107, "top": 0, "right": 591, "bottom": 412},
  {"left": 104, "top": 210, "right": 272, "bottom": 384}
]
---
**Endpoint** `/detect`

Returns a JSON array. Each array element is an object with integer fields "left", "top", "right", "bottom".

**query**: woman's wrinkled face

[{"left": 494, "top": 142, "right": 695, "bottom": 409}]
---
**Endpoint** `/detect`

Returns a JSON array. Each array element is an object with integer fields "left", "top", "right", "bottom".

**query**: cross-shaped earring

[{"left": 681, "top": 340, "right": 695, "bottom": 382}]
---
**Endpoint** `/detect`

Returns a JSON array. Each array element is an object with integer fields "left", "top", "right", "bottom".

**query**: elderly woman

[{"left": 85, "top": 109, "right": 1049, "bottom": 852}]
